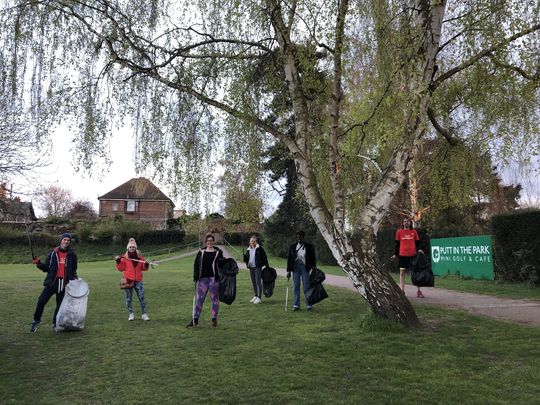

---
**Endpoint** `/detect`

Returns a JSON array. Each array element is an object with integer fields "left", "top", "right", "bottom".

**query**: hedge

[{"left": 491, "top": 209, "right": 540, "bottom": 284}]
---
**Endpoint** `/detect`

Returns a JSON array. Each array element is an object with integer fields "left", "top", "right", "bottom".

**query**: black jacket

[
  {"left": 37, "top": 247, "right": 78, "bottom": 287},
  {"left": 287, "top": 241, "right": 316, "bottom": 272},
  {"left": 243, "top": 246, "right": 269, "bottom": 269},
  {"left": 193, "top": 247, "right": 224, "bottom": 282}
]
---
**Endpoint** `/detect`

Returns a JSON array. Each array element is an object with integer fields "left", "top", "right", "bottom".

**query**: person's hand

[
  {"left": 390, "top": 255, "right": 396, "bottom": 260},
  {"left": 287, "top": 271, "right": 291, "bottom": 280},
  {"left": 417, "top": 249, "right": 424, "bottom": 255},
  {"left": 114, "top": 256, "right": 122, "bottom": 264},
  {"left": 32, "top": 256, "right": 41, "bottom": 265}
]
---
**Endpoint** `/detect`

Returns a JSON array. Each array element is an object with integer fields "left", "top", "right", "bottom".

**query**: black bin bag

[
  {"left": 410, "top": 253, "right": 435, "bottom": 287},
  {"left": 217, "top": 258, "right": 239, "bottom": 305},
  {"left": 261, "top": 266, "right": 277, "bottom": 298},
  {"left": 306, "top": 267, "right": 329, "bottom": 305}
]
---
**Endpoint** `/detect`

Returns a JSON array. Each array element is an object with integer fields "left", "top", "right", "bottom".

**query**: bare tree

[{"left": 36, "top": 185, "right": 74, "bottom": 218}]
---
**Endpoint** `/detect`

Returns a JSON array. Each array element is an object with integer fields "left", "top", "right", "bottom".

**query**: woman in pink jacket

[{"left": 115, "top": 238, "right": 150, "bottom": 321}]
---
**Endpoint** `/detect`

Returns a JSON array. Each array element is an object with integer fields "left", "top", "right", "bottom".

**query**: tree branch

[
  {"left": 426, "top": 107, "right": 459, "bottom": 146},
  {"left": 433, "top": 22, "right": 540, "bottom": 90}
]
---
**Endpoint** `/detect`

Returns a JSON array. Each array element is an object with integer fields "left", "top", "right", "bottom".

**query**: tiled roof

[
  {"left": 98, "top": 177, "right": 174, "bottom": 206},
  {"left": 0, "top": 199, "right": 38, "bottom": 221}
]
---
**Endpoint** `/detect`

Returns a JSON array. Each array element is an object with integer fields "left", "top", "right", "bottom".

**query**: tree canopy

[{"left": 1, "top": 0, "right": 539, "bottom": 326}]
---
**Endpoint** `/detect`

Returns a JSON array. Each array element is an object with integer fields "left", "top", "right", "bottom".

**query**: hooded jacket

[
  {"left": 116, "top": 252, "right": 149, "bottom": 282},
  {"left": 37, "top": 247, "right": 78, "bottom": 287},
  {"left": 193, "top": 246, "right": 224, "bottom": 282},
  {"left": 243, "top": 245, "right": 269, "bottom": 269}
]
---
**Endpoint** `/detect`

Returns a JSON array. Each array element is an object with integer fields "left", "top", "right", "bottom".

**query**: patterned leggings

[
  {"left": 124, "top": 281, "right": 147, "bottom": 314},
  {"left": 193, "top": 277, "right": 219, "bottom": 320}
]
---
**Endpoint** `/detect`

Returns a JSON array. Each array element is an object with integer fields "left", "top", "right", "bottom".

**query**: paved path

[{"left": 219, "top": 245, "right": 540, "bottom": 327}]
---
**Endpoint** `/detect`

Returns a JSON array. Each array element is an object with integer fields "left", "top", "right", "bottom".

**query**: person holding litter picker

[
  {"left": 115, "top": 238, "right": 150, "bottom": 321},
  {"left": 286, "top": 230, "right": 317, "bottom": 311},
  {"left": 29, "top": 232, "right": 78, "bottom": 333},
  {"left": 187, "top": 233, "right": 223, "bottom": 328}
]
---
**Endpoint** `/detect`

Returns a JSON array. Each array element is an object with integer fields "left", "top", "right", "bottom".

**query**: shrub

[{"left": 491, "top": 209, "right": 540, "bottom": 284}]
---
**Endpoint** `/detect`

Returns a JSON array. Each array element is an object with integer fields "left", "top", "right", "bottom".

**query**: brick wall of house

[{"left": 99, "top": 199, "right": 173, "bottom": 229}]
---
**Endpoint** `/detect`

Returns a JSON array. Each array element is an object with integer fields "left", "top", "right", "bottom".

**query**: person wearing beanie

[
  {"left": 29, "top": 233, "right": 78, "bottom": 333},
  {"left": 115, "top": 238, "right": 150, "bottom": 321}
]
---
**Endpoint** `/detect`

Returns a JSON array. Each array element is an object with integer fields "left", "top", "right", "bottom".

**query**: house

[
  {"left": 0, "top": 198, "right": 38, "bottom": 223},
  {"left": 98, "top": 177, "right": 175, "bottom": 230}
]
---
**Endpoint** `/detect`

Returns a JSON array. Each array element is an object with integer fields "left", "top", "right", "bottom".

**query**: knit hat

[
  {"left": 127, "top": 238, "right": 137, "bottom": 249},
  {"left": 60, "top": 232, "right": 72, "bottom": 241}
]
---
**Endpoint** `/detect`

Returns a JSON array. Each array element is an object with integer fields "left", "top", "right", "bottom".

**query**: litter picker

[
  {"left": 24, "top": 223, "right": 36, "bottom": 261},
  {"left": 285, "top": 275, "right": 290, "bottom": 311},
  {"left": 114, "top": 257, "right": 159, "bottom": 269}
]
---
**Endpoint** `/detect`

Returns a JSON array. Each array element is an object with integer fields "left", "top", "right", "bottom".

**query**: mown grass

[{"left": 1, "top": 255, "right": 539, "bottom": 404}]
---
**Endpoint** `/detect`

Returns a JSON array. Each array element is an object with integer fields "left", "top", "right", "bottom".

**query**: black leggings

[{"left": 33, "top": 280, "right": 65, "bottom": 325}]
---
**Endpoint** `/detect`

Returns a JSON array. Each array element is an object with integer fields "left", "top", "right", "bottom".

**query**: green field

[{"left": 1, "top": 255, "right": 539, "bottom": 404}]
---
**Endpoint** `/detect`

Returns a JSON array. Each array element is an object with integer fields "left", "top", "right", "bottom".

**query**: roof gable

[{"left": 98, "top": 177, "right": 173, "bottom": 205}]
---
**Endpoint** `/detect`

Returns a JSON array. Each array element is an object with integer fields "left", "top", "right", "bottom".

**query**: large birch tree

[{"left": 1, "top": 0, "right": 539, "bottom": 326}]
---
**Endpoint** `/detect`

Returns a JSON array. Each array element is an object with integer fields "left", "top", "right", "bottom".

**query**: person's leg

[
  {"left": 417, "top": 286, "right": 424, "bottom": 298},
  {"left": 399, "top": 268, "right": 406, "bottom": 291},
  {"left": 249, "top": 267, "right": 258, "bottom": 299},
  {"left": 208, "top": 277, "right": 219, "bottom": 322},
  {"left": 124, "top": 287, "right": 134, "bottom": 316},
  {"left": 193, "top": 278, "right": 210, "bottom": 320},
  {"left": 134, "top": 282, "right": 147, "bottom": 314},
  {"left": 292, "top": 268, "right": 301, "bottom": 309},
  {"left": 301, "top": 266, "right": 312, "bottom": 309},
  {"left": 53, "top": 288, "right": 65, "bottom": 326},
  {"left": 254, "top": 266, "right": 263, "bottom": 299},
  {"left": 33, "top": 285, "right": 55, "bottom": 323}
]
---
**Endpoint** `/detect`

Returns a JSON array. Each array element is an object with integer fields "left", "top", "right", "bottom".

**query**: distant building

[
  {"left": 0, "top": 198, "right": 38, "bottom": 223},
  {"left": 98, "top": 177, "right": 175, "bottom": 230}
]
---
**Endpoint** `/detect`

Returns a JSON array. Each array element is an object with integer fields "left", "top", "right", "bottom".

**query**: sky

[{"left": 9, "top": 125, "right": 539, "bottom": 218}]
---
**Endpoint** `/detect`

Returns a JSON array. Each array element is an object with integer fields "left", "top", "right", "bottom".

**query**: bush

[{"left": 491, "top": 209, "right": 540, "bottom": 284}]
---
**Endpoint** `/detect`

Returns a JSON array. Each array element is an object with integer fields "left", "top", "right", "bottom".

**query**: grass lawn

[{"left": 1, "top": 255, "right": 539, "bottom": 404}]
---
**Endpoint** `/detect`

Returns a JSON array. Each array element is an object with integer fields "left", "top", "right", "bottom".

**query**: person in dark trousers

[
  {"left": 286, "top": 230, "right": 316, "bottom": 311},
  {"left": 391, "top": 217, "right": 425, "bottom": 297},
  {"left": 29, "top": 233, "right": 78, "bottom": 333},
  {"left": 187, "top": 233, "right": 224, "bottom": 328},
  {"left": 243, "top": 235, "right": 269, "bottom": 304},
  {"left": 115, "top": 238, "right": 150, "bottom": 321}
]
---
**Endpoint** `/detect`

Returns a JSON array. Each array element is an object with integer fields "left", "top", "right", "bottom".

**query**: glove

[
  {"left": 32, "top": 256, "right": 41, "bottom": 265},
  {"left": 114, "top": 256, "right": 122, "bottom": 264},
  {"left": 287, "top": 271, "right": 291, "bottom": 280}
]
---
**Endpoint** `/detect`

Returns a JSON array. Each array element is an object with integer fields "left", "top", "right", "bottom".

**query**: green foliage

[{"left": 491, "top": 209, "right": 540, "bottom": 284}]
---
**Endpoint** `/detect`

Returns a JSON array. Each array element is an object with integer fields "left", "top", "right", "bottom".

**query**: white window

[
  {"left": 126, "top": 199, "right": 137, "bottom": 212},
  {"left": 112, "top": 202, "right": 119, "bottom": 212}
]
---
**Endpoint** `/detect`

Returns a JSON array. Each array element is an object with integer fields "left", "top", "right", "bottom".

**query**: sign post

[{"left": 430, "top": 235, "right": 494, "bottom": 280}]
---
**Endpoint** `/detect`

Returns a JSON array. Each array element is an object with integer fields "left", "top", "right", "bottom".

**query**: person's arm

[
  {"left": 115, "top": 255, "right": 126, "bottom": 272},
  {"left": 72, "top": 253, "right": 78, "bottom": 279},
  {"left": 261, "top": 247, "right": 269, "bottom": 269},
  {"left": 394, "top": 240, "right": 400, "bottom": 257},
  {"left": 36, "top": 250, "right": 52, "bottom": 272}
]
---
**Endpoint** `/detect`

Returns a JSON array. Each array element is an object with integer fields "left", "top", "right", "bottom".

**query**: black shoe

[
  {"left": 307, "top": 306, "right": 313, "bottom": 312},
  {"left": 292, "top": 306, "right": 300, "bottom": 311},
  {"left": 211, "top": 318, "right": 217, "bottom": 328},
  {"left": 29, "top": 320, "right": 41, "bottom": 333},
  {"left": 186, "top": 319, "right": 199, "bottom": 328}
]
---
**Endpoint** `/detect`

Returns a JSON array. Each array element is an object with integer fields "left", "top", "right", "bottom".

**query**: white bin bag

[{"left": 55, "top": 278, "right": 90, "bottom": 332}]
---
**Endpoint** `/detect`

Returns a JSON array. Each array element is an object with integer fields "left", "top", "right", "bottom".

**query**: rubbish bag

[
  {"left": 410, "top": 253, "right": 435, "bottom": 287},
  {"left": 261, "top": 266, "right": 277, "bottom": 298},
  {"left": 309, "top": 267, "right": 326, "bottom": 285},
  {"left": 217, "top": 258, "right": 239, "bottom": 305},
  {"left": 55, "top": 278, "right": 90, "bottom": 332},
  {"left": 306, "top": 283, "right": 328, "bottom": 305},
  {"left": 306, "top": 268, "right": 328, "bottom": 305}
]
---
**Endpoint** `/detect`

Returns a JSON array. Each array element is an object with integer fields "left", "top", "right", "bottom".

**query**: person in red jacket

[
  {"left": 391, "top": 218, "right": 425, "bottom": 298},
  {"left": 115, "top": 238, "right": 150, "bottom": 321}
]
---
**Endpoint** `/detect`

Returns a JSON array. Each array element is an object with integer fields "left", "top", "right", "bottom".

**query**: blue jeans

[
  {"left": 124, "top": 281, "right": 147, "bottom": 314},
  {"left": 293, "top": 261, "right": 312, "bottom": 309}
]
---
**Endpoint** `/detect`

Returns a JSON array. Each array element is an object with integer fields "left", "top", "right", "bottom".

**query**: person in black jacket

[
  {"left": 286, "top": 230, "right": 316, "bottom": 311},
  {"left": 187, "top": 233, "right": 224, "bottom": 328},
  {"left": 29, "top": 233, "right": 78, "bottom": 333},
  {"left": 243, "top": 235, "right": 269, "bottom": 304}
]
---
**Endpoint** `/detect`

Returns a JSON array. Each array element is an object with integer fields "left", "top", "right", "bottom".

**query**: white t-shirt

[
  {"left": 295, "top": 243, "right": 306, "bottom": 264},
  {"left": 248, "top": 246, "right": 257, "bottom": 267}
]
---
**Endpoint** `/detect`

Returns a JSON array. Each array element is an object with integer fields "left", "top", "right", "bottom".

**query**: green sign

[{"left": 430, "top": 235, "right": 494, "bottom": 280}]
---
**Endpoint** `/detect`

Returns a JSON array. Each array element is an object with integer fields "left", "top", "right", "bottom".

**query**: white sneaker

[
  {"left": 141, "top": 313, "right": 150, "bottom": 321},
  {"left": 250, "top": 296, "right": 257, "bottom": 303},
  {"left": 128, "top": 313, "right": 134, "bottom": 321},
  {"left": 253, "top": 297, "right": 261, "bottom": 304}
]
